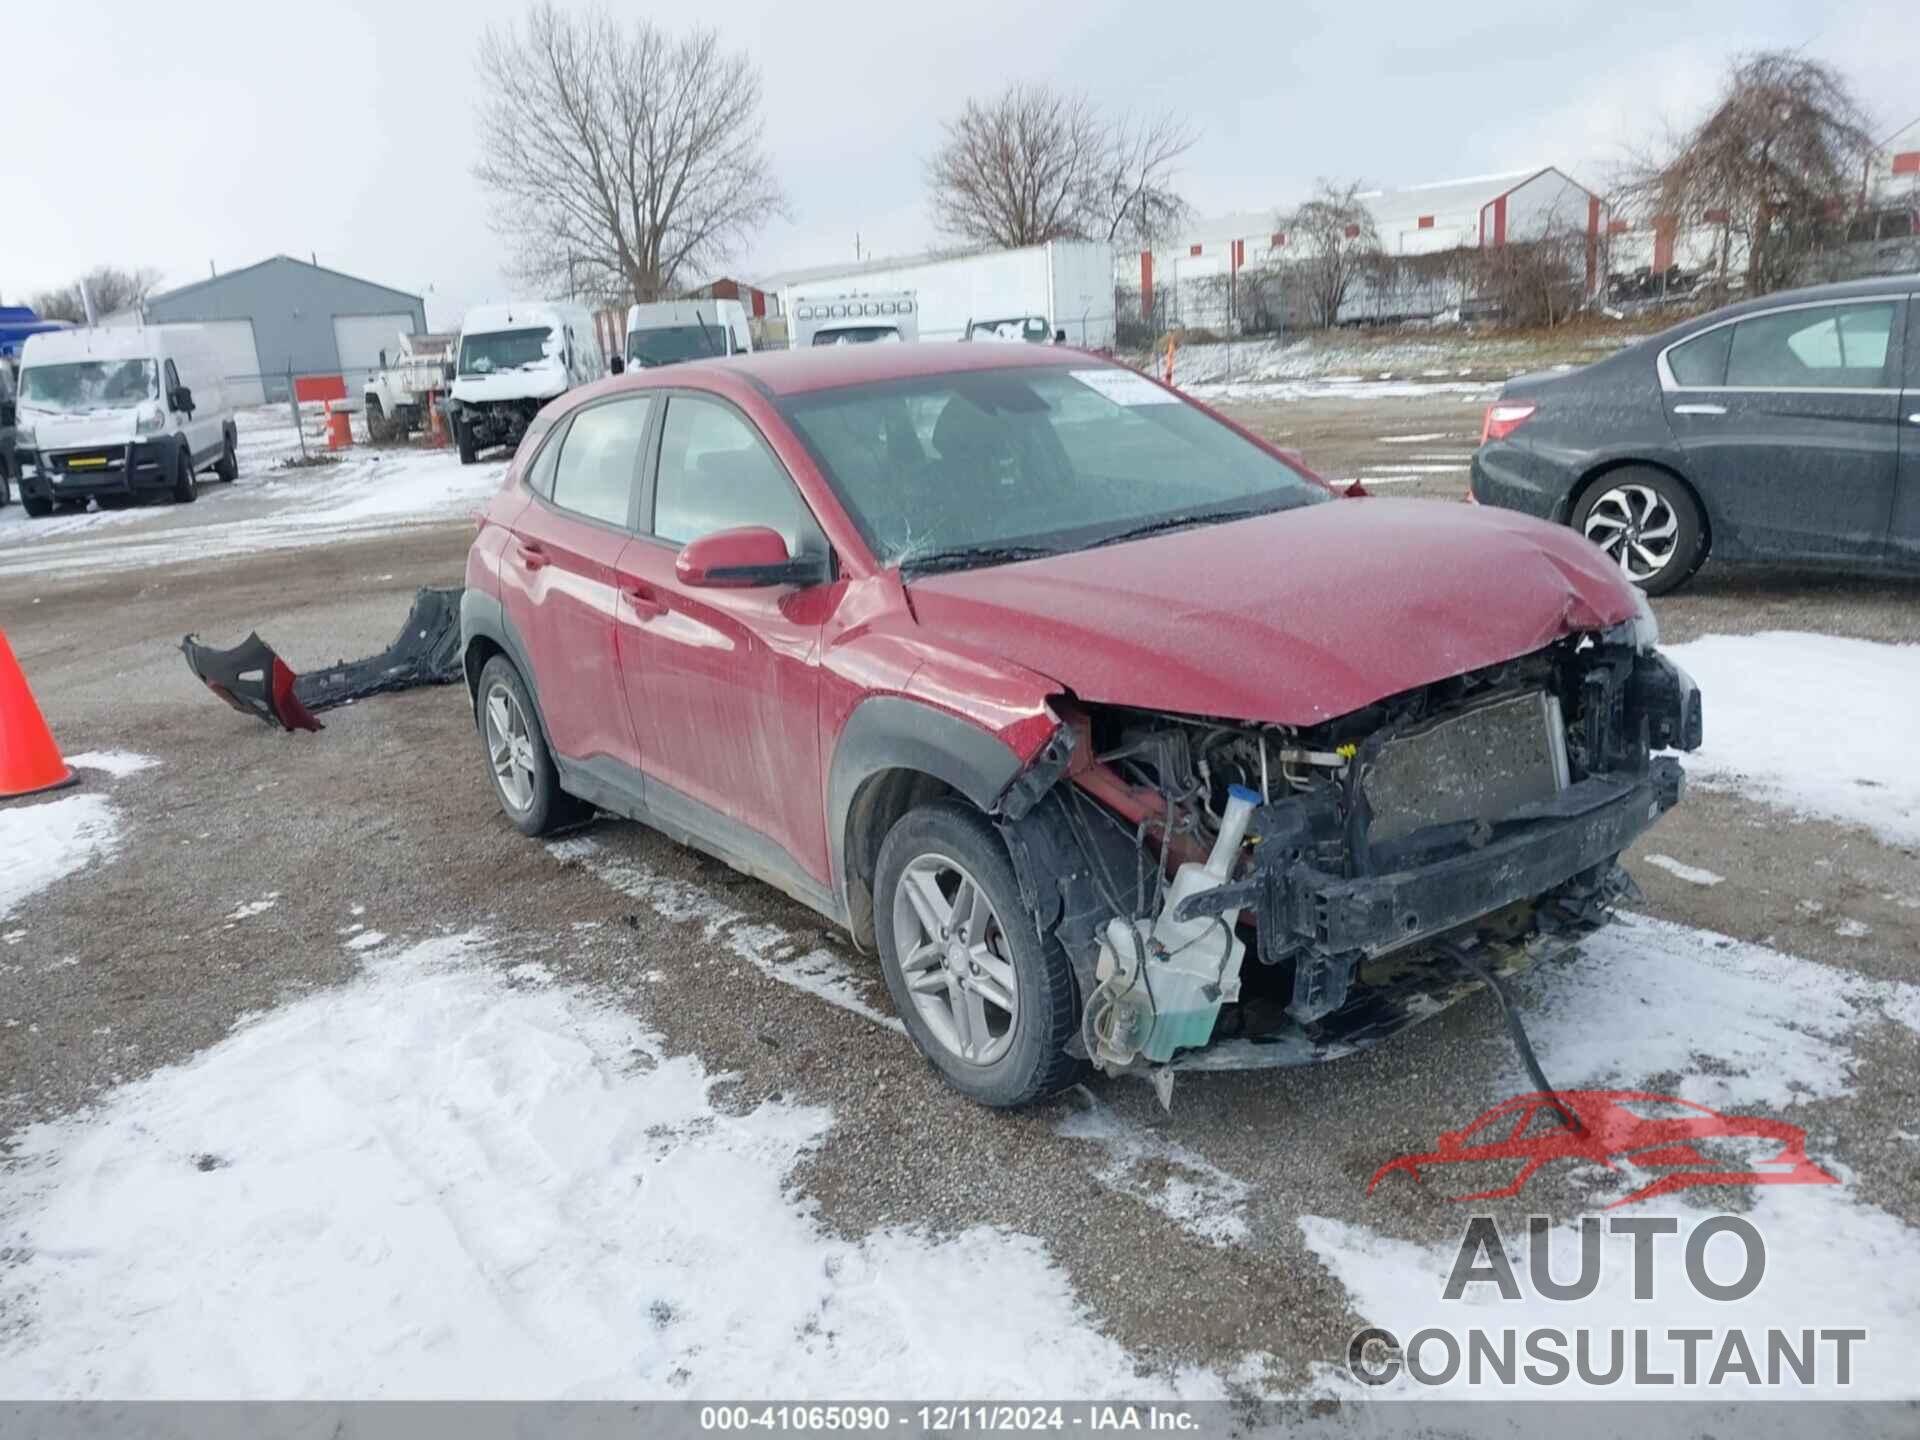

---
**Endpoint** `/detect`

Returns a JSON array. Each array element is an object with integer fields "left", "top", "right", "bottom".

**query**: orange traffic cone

[
  {"left": 326, "top": 403, "right": 354, "bottom": 451},
  {"left": 0, "top": 629, "right": 77, "bottom": 800}
]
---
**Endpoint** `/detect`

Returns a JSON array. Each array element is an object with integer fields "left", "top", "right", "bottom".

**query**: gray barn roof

[{"left": 144, "top": 254, "right": 423, "bottom": 311}]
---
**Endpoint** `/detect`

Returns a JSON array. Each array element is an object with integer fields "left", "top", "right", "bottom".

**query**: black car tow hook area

[{"left": 1441, "top": 938, "right": 1584, "bottom": 1137}]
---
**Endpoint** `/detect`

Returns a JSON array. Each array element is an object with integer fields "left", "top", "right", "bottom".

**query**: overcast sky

[{"left": 10, "top": 0, "right": 1916, "bottom": 329}]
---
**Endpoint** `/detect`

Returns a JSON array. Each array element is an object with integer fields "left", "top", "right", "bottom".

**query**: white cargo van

[
  {"left": 623, "top": 299, "right": 752, "bottom": 368},
  {"left": 447, "top": 301, "right": 605, "bottom": 464},
  {"left": 13, "top": 325, "right": 238, "bottom": 517}
]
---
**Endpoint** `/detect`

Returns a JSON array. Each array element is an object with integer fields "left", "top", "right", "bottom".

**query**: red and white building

[{"left": 1129, "top": 167, "right": 1607, "bottom": 329}]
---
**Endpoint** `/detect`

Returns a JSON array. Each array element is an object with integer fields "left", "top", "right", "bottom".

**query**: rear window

[{"left": 1666, "top": 327, "right": 1731, "bottom": 387}]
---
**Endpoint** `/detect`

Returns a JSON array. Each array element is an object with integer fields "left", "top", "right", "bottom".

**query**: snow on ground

[
  {"left": 65, "top": 750, "right": 160, "bottom": 778},
  {"left": 1302, "top": 913, "right": 1920, "bottom": 1397},
  {"left": 1185, "top": 376, "right": 1498, "bottom": 406},
  {"left": 1056, "top": 1094, "right": 1253, "bottom": 1246},
  {"left": 0, "top": 793, "right": 121, "bottom": 921},
  {"left": 1641, "top": 854, "right": 1724, "bottom": 887},
  {"left": 0, "top": 407, "right": 506, "bottom": 579},
  {"left": 550, "top": 836, "right": 906, "bottom": 1035},
  {"left": 0, "top": 931, "right": 1227, "bottom": 1400},
  {"left": 1663, "top": 632, "right": 1920, "bottom": 848}
]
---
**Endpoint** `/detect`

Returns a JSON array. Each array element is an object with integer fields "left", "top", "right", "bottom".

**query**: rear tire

[
  {"left": 874, "top": 800, "right": 1087, "bottom": 1108},
  {"left": 171, "top": 444, "right": 196, "bottom": 504},
  {"left": 365, "top": 396, "right": 391, "bottom": 444},
  {"left": 215, "top": 428, "right": 238, "bottom": 482},
  {"left": 1570, "top": 466, "right": 1701, "bottom": 596},
  {"left": 456, "top": 420, "right": 478, "bottom": 466},
  {"left": 0, "top": 457, "right": 11, "bottom": 507},
  {"left": 476, "top": 655, "right": 587, "bottom": 837}
]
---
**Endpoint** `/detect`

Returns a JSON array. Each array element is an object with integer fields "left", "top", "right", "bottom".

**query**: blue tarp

[{"left": 0, "top": 307, "right": 67, "bottom": 360}]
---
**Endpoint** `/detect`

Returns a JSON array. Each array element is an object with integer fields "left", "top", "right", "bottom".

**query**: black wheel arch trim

[
  {"left": 827, "top": 695, "right": 1028, "bottom": 919},
  {"left": 459, "top": 587, "right": 556, "bottom": 742}
]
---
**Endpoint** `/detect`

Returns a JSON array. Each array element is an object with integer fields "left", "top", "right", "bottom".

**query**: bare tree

[
  {"left": 473, "top": 4, "right": 787, "bottom": 304},
  {"left": 1621, "top": 51, "right": 1875, "bottom": 295},
  {"left": 1099, "top": 111, "right": 1200, "bottom": 248},
  {"left": 1283, "top": 180, "right": 1382, "bottom": 329},
  {"left": 926, "top": 83, "right": 1196, "bottom": 250},
  {"left": 29, "top": 265, "right": 163, "bottom": 323}
]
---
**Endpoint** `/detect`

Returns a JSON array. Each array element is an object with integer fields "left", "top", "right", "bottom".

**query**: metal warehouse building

[{"left": 106, "top": 255, "right": 427, "bottom": 404}]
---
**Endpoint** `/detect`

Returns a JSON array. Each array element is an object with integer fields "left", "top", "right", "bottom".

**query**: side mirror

[
  {"left": 171, "top": 386, "right": 194, "bottom": 414},
  {"left": 442, "top": 361, "right": 456, "bottom": 385},
  {"left": 609, "top": 355, "right": 626, "bottom": 376},
  {"left": 675, "top": 525, "right": 827, "bottom": 589},
  {"left": 1053, "top": 329, "right": 1067, "bottom": 345}
]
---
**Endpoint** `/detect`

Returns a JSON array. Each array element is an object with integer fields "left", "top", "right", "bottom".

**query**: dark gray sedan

[{"left": 1471, "top": 274, "right": 1920, "bottom": 593}]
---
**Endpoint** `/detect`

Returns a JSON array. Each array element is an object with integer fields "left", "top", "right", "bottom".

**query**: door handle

[
  {"left": 1672, "top": 403, "right": 1727, "bottom": 416},
  {"left": 621, "top": 579, "right": 667, "bottom": 617},
  {"left": 516, "top": 540, "right": 549, "bottom": 570}
]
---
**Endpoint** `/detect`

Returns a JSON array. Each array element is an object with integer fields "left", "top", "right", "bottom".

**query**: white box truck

[
  {"left": 12, "top": 324, "right": 238, "bottom": 516},
  {"left": 780, "top": 240, "right": 1115, "bottom": 348},
  {"left": 788, "top": 291, "right": 918, "bottom": 347}
]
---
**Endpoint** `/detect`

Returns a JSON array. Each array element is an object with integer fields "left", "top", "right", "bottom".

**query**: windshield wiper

[
  {"left": 898, "top": 543, "right": 1061, "bottom": 578},
  {"left": 1085, "top": 504, "right": 1278, "bottom": 550}
]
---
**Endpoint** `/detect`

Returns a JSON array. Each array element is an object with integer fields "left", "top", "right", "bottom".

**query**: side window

[
  {"left": 550, "top": 397, "right": 651, "bottom": 526},
  {"left": 652, "top": 396, "right": 823, "bottom": 553},
  {"left": 1726, "top": 302, "right": 1897, "bottom": 389},
  {"left": 164, "top": 359, "right": 181, "bottom": 395},
  {"left": 523, "top": 419, "right": 566, "bottom": 500},
  {"left": 1666, "top": 327, "right": 1731, "bottom": 388}
]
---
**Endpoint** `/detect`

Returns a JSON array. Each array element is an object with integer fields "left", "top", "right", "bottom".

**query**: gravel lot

[{"left": 2, "top": 380, "right": 1917, "bottom": 1404}]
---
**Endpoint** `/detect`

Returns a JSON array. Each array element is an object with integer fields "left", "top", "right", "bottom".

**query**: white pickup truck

[{"left": 363, "top": 333, "right": 456, "bottom": 443}]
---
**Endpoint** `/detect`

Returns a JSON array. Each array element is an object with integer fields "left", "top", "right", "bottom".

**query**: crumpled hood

[
  {"left": 905, "top": 498, "right": 1640, "bottom": 725},
  {"left": 450, "top": 368, "right": 568, "bottom": 405}
]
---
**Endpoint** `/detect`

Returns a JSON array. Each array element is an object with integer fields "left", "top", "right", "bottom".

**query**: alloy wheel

[
  {"left": 484, "top": 682, "right": 537, "bottom": 812},
  {"left": 891, "top": 853, "right": 1019, "bottom": 1065},
  {"left": 1582, "top": 483, "right": 1679, "bottom": 583}
]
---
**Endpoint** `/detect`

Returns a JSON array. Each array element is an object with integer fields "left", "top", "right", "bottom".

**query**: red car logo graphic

[{"left": 1368, "top": 1090, "right": 1838, "bottom": 1208}]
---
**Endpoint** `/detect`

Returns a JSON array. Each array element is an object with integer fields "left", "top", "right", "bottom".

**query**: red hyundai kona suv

[{"left": 462, "top": 343, "right": 1700, "bottom": 1107}]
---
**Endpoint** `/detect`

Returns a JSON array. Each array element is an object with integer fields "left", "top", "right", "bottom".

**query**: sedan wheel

[
  {"left": 484, "top": 682, "right": 538, "bottom": 813},
  {"left": 891, "top": 853, "right": 1020, "bottom": 1066},
  {"left": 1572, "top": 468, "right": 1703, "bottom": 595}
]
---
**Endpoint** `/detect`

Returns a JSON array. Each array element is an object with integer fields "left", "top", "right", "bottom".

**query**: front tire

[
  {"left": 1571, "top": 467, "right": 1701, "bottom": 595},
  {"left": 170, "top": 444, "right": 197, "bottom": 504},
  {"left": 22, "top": 490, "right": 51, "bottom": 518},
  {"left": 476, "top": 655, "right": 587, "bottom": 837},
  {"left": 874, "top": 800, "right": 1086, "bottom": 1107},
  {"left": 456, "top": 419, "right": 478, "bottom": 466}
]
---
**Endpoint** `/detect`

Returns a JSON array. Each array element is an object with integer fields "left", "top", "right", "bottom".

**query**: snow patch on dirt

[
  {"left": 1662, "top": 632, "right": 1920, "bottom": 847},
  {"left": 0, "top": 795, "right": 121, "bottom": 920},
  {"left": 1641, "top": 854, "right": 1724, "bottom": 887},
  {"left": 1513, "top": 913, "right": 1920, "bottom": 1110},
  {"left": 66, "top": 751, "right": 159, "bottom": 778},
  {"left": 1056, "top": 1093, "right": 1252, "bottom": 1246},
  {"left": 550, "top": 837, "right": 904, "bottom": 1035},
  {"left": 0, "top": 931, "right": 1224, "bottom": 1399}
]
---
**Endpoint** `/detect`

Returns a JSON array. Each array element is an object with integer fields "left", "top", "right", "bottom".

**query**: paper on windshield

[{"left": 1071, "top": 369, "right": 1179, "bottom": 406}]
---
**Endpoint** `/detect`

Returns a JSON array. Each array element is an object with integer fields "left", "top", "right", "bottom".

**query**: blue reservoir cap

[{"left": 1227, "top": 784, "right": 1262, "bottom": 806}]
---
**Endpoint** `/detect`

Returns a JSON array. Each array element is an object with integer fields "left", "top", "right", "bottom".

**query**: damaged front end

[{"left": 996, "top": 617, "right": 1701, "bottom": 1100}]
